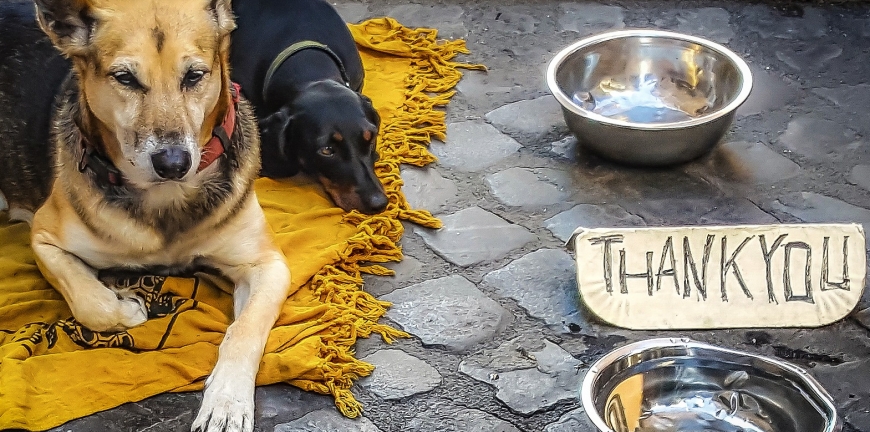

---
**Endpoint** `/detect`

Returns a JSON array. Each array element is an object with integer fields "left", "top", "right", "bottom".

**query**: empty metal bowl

[
  {"left": 582, "top": 338, "right": 840, "bottom": 432},
  {"left": 547, "top": 30, "right": 752, "bottom": 166}
]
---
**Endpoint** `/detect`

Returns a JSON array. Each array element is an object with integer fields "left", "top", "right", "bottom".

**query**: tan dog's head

[{"left": 34, "top": 0, "right": 236, "bottom": 186}]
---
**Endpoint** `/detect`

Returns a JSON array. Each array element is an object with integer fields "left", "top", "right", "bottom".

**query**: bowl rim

[
  {"left": 580, "top": 337, "right": 840, "bottom": 432},
  {"left": 546, "top": 29, "right": 754, "bottom": 131}
]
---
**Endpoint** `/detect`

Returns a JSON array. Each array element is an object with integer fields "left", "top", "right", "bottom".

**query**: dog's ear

[
  {"left": 359, "top": 93, "right": 381, "bottom": 131},
  {"left": 259, "top": 108, "right": 294, "bottom": 161},
  {"left": 33, "top": 0, "right": 95, "bottom": 56},
  {"left": 207, "top": 0, "right": 236, "bottom": 37}
]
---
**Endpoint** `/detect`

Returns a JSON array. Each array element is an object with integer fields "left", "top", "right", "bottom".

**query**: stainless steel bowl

[
  {"left": 581, "top": 338, "right": 841, "bottom": 432},
  {"left": 547, "top": 30, "right": 752, "bottom": 166}
]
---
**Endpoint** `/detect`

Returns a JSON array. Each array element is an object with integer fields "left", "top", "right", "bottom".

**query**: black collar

[{"left": 78, "top": 139, "right": 124, "bottom": 186}]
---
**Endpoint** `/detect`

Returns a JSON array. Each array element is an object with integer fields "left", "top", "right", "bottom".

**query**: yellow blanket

[{"left": 0, "top": 18, "right": 482, "bottom": 430}]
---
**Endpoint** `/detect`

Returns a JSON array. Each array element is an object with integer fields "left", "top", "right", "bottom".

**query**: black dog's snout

[
  {"left": 151, "top": 147, "right": 192, "bottom": 180},
  {"left": 362, "top": 191, "right": 389, "bottom": 214}
]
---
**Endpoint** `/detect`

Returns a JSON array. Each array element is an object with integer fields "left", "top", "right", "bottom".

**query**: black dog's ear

[
  {"left": 259, "top": 108, "right": 300, "bottom": 176},
  {"left": 359, "top": 93, "right": 381, "bottom": 130},
  {"left": 34, "top": 0, "right": 96, "bottom": 56},
  {"left": 259, "top": 108, "right": 293, "bottom": 160}
]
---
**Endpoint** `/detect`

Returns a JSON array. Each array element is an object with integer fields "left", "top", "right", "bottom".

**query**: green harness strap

[{"left": 262, "top": 40, "right": 352, "bottom": 102}]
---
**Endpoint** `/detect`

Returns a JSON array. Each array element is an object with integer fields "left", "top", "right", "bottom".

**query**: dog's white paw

[
  {"left": 191, "top": 377, "right": 254, "bottom": 432},
  {"left": 74, "top": 286, "right": 148, "bottom": 332}
]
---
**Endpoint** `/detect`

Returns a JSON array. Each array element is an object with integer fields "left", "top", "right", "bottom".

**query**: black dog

[
  {"left": 231, "top": 0, "right": 389, "bottom": 214},
  {"left": 0, "top": 0, "right": 69, "bottom": 217}
]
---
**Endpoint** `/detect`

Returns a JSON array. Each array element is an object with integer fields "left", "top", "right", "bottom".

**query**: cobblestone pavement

[{"left": 43, "top": 0, "right": 870, "bottom": 431}]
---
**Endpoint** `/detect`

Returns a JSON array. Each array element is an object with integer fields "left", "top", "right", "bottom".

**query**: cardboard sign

[{"left": 569, "top": 224, "right": 866, "bottom": 329}]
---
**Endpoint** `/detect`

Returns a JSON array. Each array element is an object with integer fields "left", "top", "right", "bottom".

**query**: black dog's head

[{"left": 260, "top": 80, "right": 388, "bottom": 214}]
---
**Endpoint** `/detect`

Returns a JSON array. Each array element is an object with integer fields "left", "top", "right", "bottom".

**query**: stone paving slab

[
  {"left": 381, "top": 275, "right": 512, "bottom": 351},
  {"left": 483, "top": 249, "right": 591, "bottom": 335},
  {"left": 485, "top": 96, "right": 567, "bottom": 142},
  {"left": 414, "top": 206, "right": 536, "bottom": 266},
  {"left": 485, "top": 167, "right": 571, "bottom": 207},
  {"left": 274, "top": 409, "right": 383, "bottom": 432},
  {"left": 399, "top": 166, "right": 460, "bottom": 213},
  {"left": 429, "top": 122, "right": 522, "bottom": 172},
  {"left": 359, "top": 349, "right": 442, "bottom": 400},
  {"left": 544, "top": 204, "right": 645, "bottom": 243},
  {"left": 459, "top": 338, "right": 585, "bottom": 414},
  {"left": 405, "top": 406, "right": 521, "bottom": 432}
]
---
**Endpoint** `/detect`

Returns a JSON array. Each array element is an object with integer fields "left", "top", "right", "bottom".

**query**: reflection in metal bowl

[
  {"left": 582, "top": 338, "right": 840, "bottom": 432},
  {"left": 547, "top": 30, "right": 752, "bottom": 166}
]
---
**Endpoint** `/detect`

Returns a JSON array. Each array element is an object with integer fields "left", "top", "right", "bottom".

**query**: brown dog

[{"left": 0, "top": 0, "right": 292, "bottom": 430}]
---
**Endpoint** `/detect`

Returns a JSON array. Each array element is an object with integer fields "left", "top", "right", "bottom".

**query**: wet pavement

[{"left": 40, "top": 0, "right": 870, "bottom": 431}]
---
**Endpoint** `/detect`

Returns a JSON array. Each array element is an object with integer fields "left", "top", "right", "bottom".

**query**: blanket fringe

[{"left": 292, "top": 18, "right": 484, "bottom": 418}]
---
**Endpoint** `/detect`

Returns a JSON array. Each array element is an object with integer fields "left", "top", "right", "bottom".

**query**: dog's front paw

[
  {"left": 74, "top": 286, "right": 148, "bottom": 332},
  {"left": 192, "top": 376, "right": 254, "bottom": 432}
]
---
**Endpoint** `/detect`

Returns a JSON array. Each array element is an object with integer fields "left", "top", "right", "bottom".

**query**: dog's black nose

[
  {"left": 363, "top": 192, "right": 389, "bottom": 214},
  {"left": 151, "top": 148, "right": 192, "bottom": 180}
]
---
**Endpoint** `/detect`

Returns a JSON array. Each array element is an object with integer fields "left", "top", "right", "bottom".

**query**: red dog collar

[
  {"left": 80, "top": 82, "right": 242, "bottom": 185},
  {"left": 197, "top": 81, "right": 241, "bottom": 172}
]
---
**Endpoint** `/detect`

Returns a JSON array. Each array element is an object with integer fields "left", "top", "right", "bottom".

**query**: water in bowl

[
  {"left": 598, "top": 358, "right": 828, "bottom": 432},
  {"left": 636, "top": 389, "right": 774, "bottom": 432},
  {"left": 572, "top": 75, "right": 712, "bottom": 124}
]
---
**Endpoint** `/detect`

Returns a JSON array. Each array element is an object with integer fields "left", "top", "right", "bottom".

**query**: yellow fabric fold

[{"left": 0, "top": 18, "right": 481, "bottom": 430}]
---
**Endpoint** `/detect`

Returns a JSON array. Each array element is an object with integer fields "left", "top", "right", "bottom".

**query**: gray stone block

[
  {"left": 485, "top": 167, "right": 571, "bottom": 207},
  {"left": 485, "top": 96, "right": 568, "bottom": 141},
  {"left": 771, "top": 192, "right": 870, "bottom": 228},
  {"left": 737, "top": 67, "right": 800, "bottom": 118},
  {"left": 721, "top": 141, "right": 801, "bottom": 184},
  {"left": 543, "top": 407, "right": 598, "bottom": 432},
  {"left": 381, "top": 275, "right": 512, "bottom": 352},
  {"left": 400, "top": 166, "right": 459, "bottom": 213},
  {"left": 814, "top": 84, "right": 870, "bottom": 128},
  {"left": 549, "top": 136, "right": 579, "bottom": 161},
  {"left": 273, "top": 409, "right": 382, "bottom": 432},
  {"left": 849, "top": 165, "right": 870, "bottom": 192},
  {"left": 484, "top": 249, "right": 590, "bottom": 335},
  {"left": 674, "top": 8, "right": 734, "bottom": 44},
  {"left": 778, "top": 116, "right": 862, "bottom": 162},
  {"left": 387, "top": 4, "right": 467, "bottom": 39},
  {"left": 489, "top": 11, "right": 539, "bottom": 35},
  {"left": 359, "top": 350, "right": 441, "bottom": 400},
  {"left": 545, "top": 204, "right": 645, "bottom": 243},
  {"left": 430, "top": 122, "right": 522, "bottom": 172},
  {"left": 741, "top": 4, "right": 827, "bottom": 39},
  {"left": 558, "top": 3, "right": 625, "bottom": 34},
  {"left": 415, "top": 207, "right": 536, "bottom": 266},
  {"left": 630, "top": 198, "right": 777, "bottom": 226},
  {"left": 459, "top": 338, "right": 584, "bottom": 414},
  {"left": 363, "top": 256, "right": 423, "bottom": 297},
  {"left": 406, "top": 407, "right": 521, "bottom": 432},
  {"left": 777, "top": 42, "right": 843, "bottom": 71},
  {"left": 331, "top": 3, "right": 369, "bottom": 24}
]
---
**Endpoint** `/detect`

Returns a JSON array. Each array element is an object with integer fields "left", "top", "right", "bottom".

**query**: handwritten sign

[{"left": 569, "top": 224, "right": 866, "bottom": 329}]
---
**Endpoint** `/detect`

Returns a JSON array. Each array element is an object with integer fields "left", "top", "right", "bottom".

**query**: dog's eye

[
  {"left": 112, "top": 71, "right": 141, "bottom": 89},
  {"left": 318, "top": 147, "right": 335, "bottom": 157},
  {"left": 182, "top": 70, "right": 206, "bottom": 89}
]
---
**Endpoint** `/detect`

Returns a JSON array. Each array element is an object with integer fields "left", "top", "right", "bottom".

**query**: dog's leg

[
  {"left": 31, "top": 235, "right": 148, "bottom": 332},
  {"left": 192, "top": 241, "right": 290, "bottom": 432}
]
